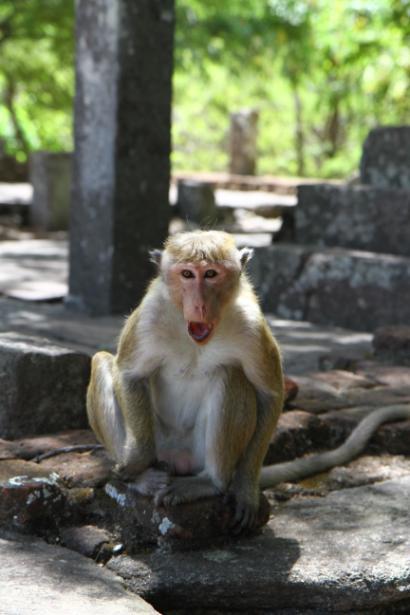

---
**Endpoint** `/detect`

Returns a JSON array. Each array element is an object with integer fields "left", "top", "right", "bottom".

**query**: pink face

[{"left": 168, "top": 261, "right": 238, "bottom": 344}]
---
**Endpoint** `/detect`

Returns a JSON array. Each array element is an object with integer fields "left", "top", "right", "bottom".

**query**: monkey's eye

[
  {"left": 204, "top": 269, "right": 218, "bottom": 278},
  {"left": 181, "top": 270, "right": 194, "bottom": 279}
]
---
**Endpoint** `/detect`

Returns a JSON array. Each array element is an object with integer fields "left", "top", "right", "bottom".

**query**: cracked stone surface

[
  {"left": 296, "top": 184, "right": 410, "bottom": 257},
  {"left": 0, "top": 531, "right": 159, "bottom": 614},
  {"left": 250, "top": 244, "right": 410, "bottom": 331},
  {"left": 107, "top": 476, "right": 410, "bottom": 613},
  {"left": 1, "top": 232, "right": 410, "bottom": 611}
]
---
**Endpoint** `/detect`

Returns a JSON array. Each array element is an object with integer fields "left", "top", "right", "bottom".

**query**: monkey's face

[{"left": 168, "top": 261, "right": 239, "bottom": 344}]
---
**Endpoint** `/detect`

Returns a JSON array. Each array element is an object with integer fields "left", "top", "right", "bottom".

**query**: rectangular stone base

[{"left": 0, "top": 332, "right": 90, "bottom": 438}]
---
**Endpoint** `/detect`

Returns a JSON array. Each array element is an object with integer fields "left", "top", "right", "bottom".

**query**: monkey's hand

[{"left": 226, "top": 480, "right": 260, "bottom": 534}]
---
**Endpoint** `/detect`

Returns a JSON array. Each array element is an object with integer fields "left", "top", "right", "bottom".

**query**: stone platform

[{"left": 0, "top": 235, "right": 410, "bottom": 612}]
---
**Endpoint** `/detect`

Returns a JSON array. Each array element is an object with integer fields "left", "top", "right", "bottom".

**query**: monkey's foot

[
  {"left": 154, "top": 475, "right": 218, "bottom": 507},
  {"left": 126, "top": 468, "right": 170, "bottom": 497}
]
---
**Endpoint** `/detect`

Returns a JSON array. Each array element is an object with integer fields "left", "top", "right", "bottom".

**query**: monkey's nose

[{"left": 195, "top": 304, "right": 207, "bottom": 320}]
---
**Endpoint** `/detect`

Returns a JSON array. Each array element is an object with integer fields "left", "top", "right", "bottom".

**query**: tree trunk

[
  {"left": 3, "top": 74, "right": 30, "bottom": 157},
  {"left": 292, "top": 82, "right": 305, "bottom": 176}
]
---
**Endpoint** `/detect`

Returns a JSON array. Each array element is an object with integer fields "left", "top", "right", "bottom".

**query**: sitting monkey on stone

[{"left": 86, "top": 230, "right": 410, "bottom": 532}]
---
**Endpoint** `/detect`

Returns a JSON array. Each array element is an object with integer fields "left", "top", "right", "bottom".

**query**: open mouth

[{"left": 188, "top": 321, "right": 213, "bottom": 343}]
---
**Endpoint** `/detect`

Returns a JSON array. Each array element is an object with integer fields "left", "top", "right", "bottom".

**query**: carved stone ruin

[{"left": 249, "top": 125, "right": 410, "bottom": 331}]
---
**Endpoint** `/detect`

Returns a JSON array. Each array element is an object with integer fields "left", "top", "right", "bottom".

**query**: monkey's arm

[{"left": 260, "top": 404, "right": 410, "bottom": 489}]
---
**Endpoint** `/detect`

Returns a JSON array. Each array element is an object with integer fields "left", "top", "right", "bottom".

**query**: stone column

[
  {"left": 228, "top": 109, "right": 259, "bottom": 175},
  {"left": 68, "top": 0, "right": 174, "bottom": 315},
  {"left": 30, "top": 152, "right": 72, "bottom": 231}
]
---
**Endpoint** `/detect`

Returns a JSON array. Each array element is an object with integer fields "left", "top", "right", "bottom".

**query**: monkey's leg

[
  {"left": 87, "top": 352, "right": 168, "bottom": 495},
  {"left": 227, "top": 385, "right": 280, "bottom": 533},
  {"left": 155, "top": 367, "right": 257, "bottom": 516}
]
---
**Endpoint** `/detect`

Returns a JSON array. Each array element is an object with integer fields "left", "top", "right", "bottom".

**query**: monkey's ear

[
  {"left": 149, "top": 249, "right": 163, "bottom": 267},
  {"left": 239, "top": 247, "right": 254, "bottom": 269}
]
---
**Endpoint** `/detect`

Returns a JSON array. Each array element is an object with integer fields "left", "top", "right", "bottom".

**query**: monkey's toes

[
  {"left": 154, "top": 484, "right": 187, "bottom": 507},
  {"left": 128, "top": 468, "right": 170, "bottom": 497}
]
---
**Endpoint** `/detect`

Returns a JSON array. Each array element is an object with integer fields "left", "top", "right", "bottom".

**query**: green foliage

[
  {"left": 173, "top": 0, "right": 410, "bottom": 177},
  {"left": 0, "top": 0, "right": 74, "bottom": 160},
  {"left": 0, "top": 0, "right": 408, "bottom": 178}
]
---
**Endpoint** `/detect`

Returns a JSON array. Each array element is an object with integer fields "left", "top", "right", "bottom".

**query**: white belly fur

[{"left": 151, "top": 359, "right": 225, "bottom": 474}]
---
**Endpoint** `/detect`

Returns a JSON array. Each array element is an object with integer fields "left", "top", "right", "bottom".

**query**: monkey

[
  {"left": 86, "top": 230, "right": 410, "bottom": 531},
  {"left": 87, "top": 229, "right": 284, "bottom": 531}
]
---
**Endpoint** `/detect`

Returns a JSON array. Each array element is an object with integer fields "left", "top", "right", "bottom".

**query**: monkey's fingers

[{"left": 230, "top": 500, "right": 258, "bottom": 534}]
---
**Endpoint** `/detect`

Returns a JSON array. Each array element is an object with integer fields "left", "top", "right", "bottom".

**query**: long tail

[{"left": 260, "top": 405, "right": 410, "bottom": 489}]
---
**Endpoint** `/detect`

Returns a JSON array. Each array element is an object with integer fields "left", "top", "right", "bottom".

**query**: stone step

[
  {"left": 250, "top": 244, "right": 410, "bottom": 331},
  {"left": 0, "top": 332, "right": 90, "bottom": 439},
  {"left": 107, "top": 475, "right": 410, "bottom": 612},
  {"left": 296, "top": 183, "right": 410, "bottom": 256},
  {"left": 0, "top": 533, "right": 159, "bottom": 614}
]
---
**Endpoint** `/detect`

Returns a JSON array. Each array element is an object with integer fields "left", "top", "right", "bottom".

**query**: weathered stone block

[
  {"left": 296, "top": 184, "right": 410, "bottom": 256},
  {"left": 251, "top": 244, "right": 410, "bottom": 331},
  {"left": 0, "top": 534, "right": 159, "bottom": 614},
  {"left": 229, "top": 109, "right": 259, "bottom": 175},
  {"left": 247, "top": 243, "right": 307, "bottom": 314},
  {"left": 0, "top": 459, "right": 65, "bottom": 528},
  {"left": 108, "top": 477, "right": 410, "bottom": 612},
  {"left": 29, "top": 151, "right": 72, "bottom": 230},
  {"left": 104, "top": 480, "right": 270, "bottom": 551},
  {"left": 360, "top": 126, "right": 410, "bottom": 189},
  {"left": 177, "top": 179, "right": 216, "bottom": 224},
  {"left": 0, "top": 332, "right": 90, "bottom": 438}
]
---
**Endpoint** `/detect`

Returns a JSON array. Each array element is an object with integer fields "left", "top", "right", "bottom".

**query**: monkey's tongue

[{"left": 188, "top": 322, "right": 212, "bottom": 342}]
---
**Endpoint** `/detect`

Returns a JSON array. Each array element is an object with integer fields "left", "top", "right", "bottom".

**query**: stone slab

[
  {"left": 296, "top": 183, "right": 410, "bottom": 256},
  {"left": 360, "top": 126, "right": 410, "bottom": 189},
  {"left": 0, "top": 332, "right": 90, "bottom": 438},
  {"left": 0, "top": 297, "right": 120, "bottom": 355},
  {"left": 108, "top": 476, "right": 410, "bottom": 613},
  {"left": 0, "top": 182, "right": 32, "bottom": 205},
  {"left": 0, "top": 239, "right": 68, "bottom": 300},
  {"left": 250, "top": 244, "right": 410, "bottom": 331},
  {"left": 0, "top": 532, "right": 159, "bottom": 614}
]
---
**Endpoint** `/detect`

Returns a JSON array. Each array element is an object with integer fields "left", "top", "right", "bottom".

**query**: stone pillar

[
  {"left": 30, "top": 152, "right": 72, "bottom": 230},
  {"left": 68, "top": 0, "right": 174, "bottom": 315},
  {"left": 228, "top": 109, "right": 259, "bottom": 175}
]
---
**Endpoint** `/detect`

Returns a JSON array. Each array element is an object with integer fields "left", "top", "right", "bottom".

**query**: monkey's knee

[{"left": 86, "top": 351, "right": 119, "bottom": 449}]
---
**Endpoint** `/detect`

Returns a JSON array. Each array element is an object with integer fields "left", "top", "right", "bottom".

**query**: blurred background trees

[{"left": 0, "top": 0, "right": 409, "bottom": 179}]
